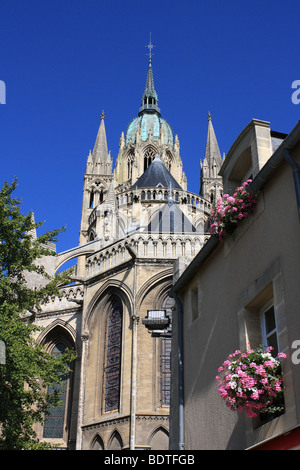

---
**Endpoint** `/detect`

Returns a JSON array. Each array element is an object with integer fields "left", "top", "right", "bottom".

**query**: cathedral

[{"left": 31, "top": 45, "right": 223, "bottom": 450}]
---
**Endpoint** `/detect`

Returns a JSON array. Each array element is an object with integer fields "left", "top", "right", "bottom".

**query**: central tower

[{"left": 114, "top": 42, "right": 187, "bottom": 191}]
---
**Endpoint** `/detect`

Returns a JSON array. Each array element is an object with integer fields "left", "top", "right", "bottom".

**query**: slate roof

[
  {"left": 131, "top": 155, "right": 182, "bottom": 190},
  {"left": 147, "top": 198, "right": 197, "bottom": 233}
]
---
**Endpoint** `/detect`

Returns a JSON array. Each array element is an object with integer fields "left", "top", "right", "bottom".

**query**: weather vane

[{"left": 146, "top": 32, "right": 155, "bottom": 59}]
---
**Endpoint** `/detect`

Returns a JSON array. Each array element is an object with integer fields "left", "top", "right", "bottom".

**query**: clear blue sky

[{"left": 1, "top": 0, "right": 299, "bottom": 256}]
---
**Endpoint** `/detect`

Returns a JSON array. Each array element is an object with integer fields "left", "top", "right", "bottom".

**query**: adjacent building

[{"left": 170, "top": 118, "right": 300, "bottom": 450}]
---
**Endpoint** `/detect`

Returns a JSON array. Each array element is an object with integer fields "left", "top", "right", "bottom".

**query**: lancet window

[
  {"left": 104, "top": 296, "right": 123, "bottom": 412},
  {"left": 43, "top": 342, "right": 68, "bottom": 439},
  {"left": 127, "top": 151, "right": 135, "bottom": 180},
  {"left": 144, "top": 147, "right": 156, "bottom": 171}
]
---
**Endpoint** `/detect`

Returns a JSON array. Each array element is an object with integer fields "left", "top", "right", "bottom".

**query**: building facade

[
  {"left": 30, "top": 50, "right": 223, "bottom": 450},
  {"left": 170, "top": 118, "right": 300, "bottom": 449}
]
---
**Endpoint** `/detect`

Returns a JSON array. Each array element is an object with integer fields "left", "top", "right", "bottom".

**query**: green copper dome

[{"left": 126, "top": 114, "right": 173, "bottom": 145}]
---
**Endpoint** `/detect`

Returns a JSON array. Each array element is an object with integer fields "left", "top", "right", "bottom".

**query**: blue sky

[{"left": 1, "top": 0, "right": 299, "bottom": 257}]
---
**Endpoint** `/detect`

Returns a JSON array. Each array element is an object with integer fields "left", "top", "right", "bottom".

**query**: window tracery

[
  {"left": 104, "top": 296, "right": 123, "bottom": 412},
  {"left": 144, "top": 147, "right": 156, "bottom": 171}
]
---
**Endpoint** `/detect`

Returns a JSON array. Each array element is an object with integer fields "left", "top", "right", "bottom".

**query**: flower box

[
  {"left": 215, "top": 346, "right": 287, "bottom": 418},
  {"left": 210, "top": 180, "right": 257, "bottom": 241}
]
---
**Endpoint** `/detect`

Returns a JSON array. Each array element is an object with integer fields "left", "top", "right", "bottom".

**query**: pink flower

[
  {"left": 260, "top": 378, "right": 268, "bottom": 385},
  {"left": 274, "top": 380, "right": 282, "bottom": 392},
  {"left": 250, "top": 390, "right": 260, "bottom": 400},
  {"left": 278, "top": 352, "right": 287, "bottom": 358},
  {"left": 256, "top": 365, "right": 267, "bottom": 376},
  {"left": 263, "top": 360, "right": 275, "bottom": 368}
]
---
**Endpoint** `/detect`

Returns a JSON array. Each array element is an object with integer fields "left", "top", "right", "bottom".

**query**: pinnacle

[
  {"left": 205, "top": 114, "right": 222, "bottom": 169},
  {"left": 92, "top": 113, "right": 109, "bottom": 164}
]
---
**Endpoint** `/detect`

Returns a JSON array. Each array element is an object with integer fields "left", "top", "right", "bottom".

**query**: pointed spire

[
  {"left": 139, "top": 35, "right": 160, "bottom": 116},
  {"left": 204, "top": 113, "right": 222, "bottom": 174},
  {"left": 143, "top": 57, "right": 157, "bottom": 101},
  {"left": 92, "top": 111, "right": 109, "bottom": 165}
]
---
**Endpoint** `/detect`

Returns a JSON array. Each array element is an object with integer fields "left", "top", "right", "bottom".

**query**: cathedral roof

[
  {"left": 147, "top": 196, "right": 196, "bottom": 233},
  {"left": 131, "top": 155, "right": 182, "bottom": 190}
]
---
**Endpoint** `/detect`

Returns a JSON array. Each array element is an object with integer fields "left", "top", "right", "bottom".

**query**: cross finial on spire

[
  {"left": 146, "top": 33, "right": 155, "bottom": 62},
  {"left": 101, "top": 110, "right": 105, "bottom": 120}
]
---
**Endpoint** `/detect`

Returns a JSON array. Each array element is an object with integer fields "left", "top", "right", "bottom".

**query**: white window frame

[{"left": 260, "top": 300, "right": 279, "bottom": 356}]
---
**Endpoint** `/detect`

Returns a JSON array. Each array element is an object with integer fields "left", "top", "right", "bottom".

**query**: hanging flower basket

[
  {"left": 215, "top": 346, "right": 287, "bottom": 418},
  {"left": 209, "top": 180, "right": 257, "bottom": 241}
]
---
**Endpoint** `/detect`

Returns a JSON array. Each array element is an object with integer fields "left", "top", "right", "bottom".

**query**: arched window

[
  {"left": 144, "top": 147, "right": 155, "bottom": 171},
  {"left": 43, "top": 342, "right": 68, "bottom": 439},
  {"left": 170, "top": 210, "right": 174, "bottom": 234},
  {"left": 127, "top": 152, "right": 134, "bottom": 180},
  {"left": 165, "top": 151, "right": 172, "bottom": 171},
  {"left": 89, "top": 191, "right": 94, "bottom": 209},
  {"left": 159, "top": 210, "right": 162, "bottom": 234},
  {"left": 104, "top": 297, "right": 123, "bottom": 412},
  {"left": 99, "top": 190, "right": 104, "bottom": 204}
]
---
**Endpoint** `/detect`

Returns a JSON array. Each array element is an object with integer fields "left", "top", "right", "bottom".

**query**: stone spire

[
  {"left": 139, "top": 35, "right": 160, "bottom": 116},
  {"left": 92, "top": 111, "right": 109, "bottom": 164},
  {"left": 204, "top": 113, "right": 222, "bottom": 174},
  {"left": 89, "top": 111, "right": 112, "bottom": 175},
  {"left": 200, "top": 113, "right": 223, "bottom": 201}
]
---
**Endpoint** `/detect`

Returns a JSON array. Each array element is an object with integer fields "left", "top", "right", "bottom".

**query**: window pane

[
  {"left": 267, "top": 332, "right": 279, "bottom": 357},
  {"left": 43, "top": 342, "right": 67, "bottom": 439},
  {"left": 104, "top": 298, "right": 122, "bottom": 412},
  {"left": 264, "top": 306, "right": 276, "bottom": 334}
]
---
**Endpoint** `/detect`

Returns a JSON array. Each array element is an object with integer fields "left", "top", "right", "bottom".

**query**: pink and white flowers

[
  {"left": 215, "top": 346, "right": 287, "bottom": 418},
  {"left": 210, "top": 180, "right": 257, "bottom": 241}
]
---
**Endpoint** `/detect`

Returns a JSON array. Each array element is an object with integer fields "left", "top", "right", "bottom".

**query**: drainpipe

[
  {"left": 283, "top": 149, "right": 300, "bottom": 221},
  {"left": 172, "top": 291, "right": 184, "bottom": 451},
  {"left": 130, "top": 313, "right": 139, "bottom": 450},
  {"left": 126, "top": 244, "right": 138, "bottom": 451}
]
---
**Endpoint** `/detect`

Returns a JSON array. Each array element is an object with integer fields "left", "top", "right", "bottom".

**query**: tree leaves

[{"left": 0, "top": 179, "right": 76, "bottom": 449}]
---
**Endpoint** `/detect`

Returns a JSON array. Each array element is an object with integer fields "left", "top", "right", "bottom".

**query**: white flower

[{"left": 261, "top": 353, "right": 273, "bottom": 359}]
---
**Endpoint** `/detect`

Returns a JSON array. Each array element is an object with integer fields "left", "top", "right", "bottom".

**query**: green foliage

[{"left": 0, "top": 179, "right": 76, "bottom": 449}]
